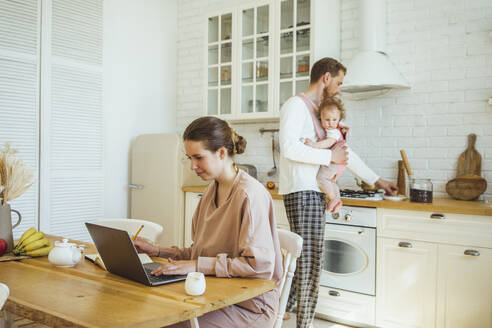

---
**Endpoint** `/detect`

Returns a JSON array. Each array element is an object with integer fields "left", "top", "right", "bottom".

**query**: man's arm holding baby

[
  {"left": 280, "top": 98, "right": 348, "bottom": 166},
  {"left": 304, "top": 137, "right": 337, "bottom": 149}
]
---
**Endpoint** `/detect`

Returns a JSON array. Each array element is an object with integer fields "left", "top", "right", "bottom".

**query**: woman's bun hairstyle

[
  {"left": 183, "top": 116, "right": 247, "bottom": 156},
  {"left": 231, "top": 129, "right": 246, "bottom": 155}
]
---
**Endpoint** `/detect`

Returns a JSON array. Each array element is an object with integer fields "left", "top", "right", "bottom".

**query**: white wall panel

[
  {"left": 40, "top": 0, "right": 104, "bottom": 241},
  {"left": 0, "top": 0, "right": 40, "bottom": 237}
]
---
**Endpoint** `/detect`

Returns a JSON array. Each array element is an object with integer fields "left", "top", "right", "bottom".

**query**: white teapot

[{"left": 48, "top": 238, "right": 84, "bottom": 268}]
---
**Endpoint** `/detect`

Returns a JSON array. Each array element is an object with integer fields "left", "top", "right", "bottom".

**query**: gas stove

[{"left": 340, "top": 189, "right": 383, "bottom": 201}]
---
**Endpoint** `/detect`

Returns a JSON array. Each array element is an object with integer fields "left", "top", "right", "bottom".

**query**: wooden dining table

[{"left": 0, "top": 235, "right": 276, "bottom": 327}]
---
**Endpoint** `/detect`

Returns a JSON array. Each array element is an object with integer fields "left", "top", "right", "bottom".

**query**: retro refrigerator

[{"left": 129, "top": 133, "right": 207, "bottom": 247}]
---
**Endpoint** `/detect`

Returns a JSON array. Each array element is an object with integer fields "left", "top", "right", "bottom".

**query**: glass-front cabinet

[
  {"left": 204, "top": 0, "right": 323, "bottom": 121},
  {"left": 278, "top": 0, "right": 311, "bottom": 109},
  {"left": 207, "top": 12, "right": 233, "bottom": 117},
  {"left": 239, "top": 3, "right": 273, "bottom": 118}
]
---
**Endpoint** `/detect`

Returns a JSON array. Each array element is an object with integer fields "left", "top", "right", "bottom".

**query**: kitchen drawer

[
  {"left": 316, "top": 286, "right": 375, "bottom": 326},
  {"left": 377, "top": 208, "right": 492, "bottom": 248}
]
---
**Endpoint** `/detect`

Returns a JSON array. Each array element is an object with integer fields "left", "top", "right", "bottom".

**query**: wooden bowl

[{"left": 445, "top": 174, "right": 487, "bottom": 201}]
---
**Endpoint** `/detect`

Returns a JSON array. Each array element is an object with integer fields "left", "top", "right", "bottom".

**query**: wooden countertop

[
  {"left": 182, "top": 186, "right": 492, "bottom": 216},
  {"left": 183, "top": 185, "right": 283, "bottom": 200}
]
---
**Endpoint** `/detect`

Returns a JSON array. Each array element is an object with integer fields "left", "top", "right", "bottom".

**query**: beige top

[{"left": 170, "top": 170, "right": 283, "bottom": 314}]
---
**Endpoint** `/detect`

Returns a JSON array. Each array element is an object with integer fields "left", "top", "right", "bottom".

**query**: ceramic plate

[{"left": 383, "top": 195, "right": 408, "bottom": 201}]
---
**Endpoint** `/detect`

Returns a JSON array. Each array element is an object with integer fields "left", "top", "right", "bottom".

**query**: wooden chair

[
  {"left": 95, "top": 218, "right": 163, "bottom": 243},
  {"left": 274, "top": 229, "right": 303, "bottom": 328},
  {"left": 187, "top": 229, "right": 303, "bottom": 328}
]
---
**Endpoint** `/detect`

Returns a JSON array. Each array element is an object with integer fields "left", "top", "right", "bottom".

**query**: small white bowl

[{"left": 383, "top": 195, "right": 408, "bottom": 201}]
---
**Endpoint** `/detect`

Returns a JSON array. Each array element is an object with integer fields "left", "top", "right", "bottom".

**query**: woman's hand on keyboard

[{"left": 150, "top": 259, "right": 197, "bottom": 276}]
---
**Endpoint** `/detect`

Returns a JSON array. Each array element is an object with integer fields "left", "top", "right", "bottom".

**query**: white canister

[
  {"left": 0, "top": 283, "right": 9, "bottom": 310},
  {"left": 185, "top": 272, "right": 206, "bottom": 296}
]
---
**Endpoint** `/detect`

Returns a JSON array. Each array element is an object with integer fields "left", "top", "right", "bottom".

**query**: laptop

[{"left": 85, "top": 222, "right": 187, "bottom": 286}]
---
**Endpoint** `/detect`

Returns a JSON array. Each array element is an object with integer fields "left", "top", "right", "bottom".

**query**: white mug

[
  {"left": 185, "top": 272, "right": 206, "bottom": 296},
  {"left": 0, "top": 283, "right": 9, "bottom": 310}
]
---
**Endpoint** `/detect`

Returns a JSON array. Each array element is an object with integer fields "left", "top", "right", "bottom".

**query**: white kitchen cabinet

[
  {"left": 237, "top": 1, "right": 274, "bottom": 120},
  {"left": 316, "top": 286, "right": 375, "bottom": 326},
  {"left": 184, "top": 192, "right": 202, "bottom": 247},
  {"left": 277, "top": 0, "right": 311, "bottom": 110},
  {"left": 377, "top": 209, "right": 492, "bottom": 249},
  {"left": 205, "top": 10, "right": 235, "bottom": 119},
  {"left": 204, "top": 0, "right": 339, "bottom": 122},
  {"left": 376, "top": 208, "right": 492, "bottom": 328},
  {"left": 273, "top": 198, "right": 289, "bottom": 230},
  {"left": 436, "top": 244, "right": 492, "bottom": 328},
  {"left": 376, "top": 237, "right": 438, "bottom": 328}
]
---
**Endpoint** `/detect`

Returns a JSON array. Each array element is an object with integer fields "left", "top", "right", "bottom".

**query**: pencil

[{"left": 132, "top": 224, "right": 144, "bottom": 241}]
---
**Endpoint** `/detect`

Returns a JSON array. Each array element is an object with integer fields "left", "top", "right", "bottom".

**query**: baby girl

[{"left": 304, "top": 96, "right": 348, "bottom": 199}]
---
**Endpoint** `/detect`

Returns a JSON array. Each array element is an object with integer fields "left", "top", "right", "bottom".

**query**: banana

[
  {"left": 18, "top": 231, "right": 44, "bottom": 249},
  {"left": 23, "top": 245, "right": 53, "bottom": 257},
  {"left": 14, "top": 227, "right": 37, "bottom": 250},
  {"left": 22, "top": 238, "right": 50, "bottom": 251},
  {"left": 14, "top": 228, "right": 36, "bottom": 253}
]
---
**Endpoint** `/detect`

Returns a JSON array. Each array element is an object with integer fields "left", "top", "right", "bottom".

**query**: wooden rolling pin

[{"left": 400, "top": 150, "right": 413, "bottom": 179}]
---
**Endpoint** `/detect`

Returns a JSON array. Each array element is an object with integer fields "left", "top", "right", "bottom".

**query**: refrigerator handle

[{"left": 129, "top": 184, "right": 144, "bottom": 190}]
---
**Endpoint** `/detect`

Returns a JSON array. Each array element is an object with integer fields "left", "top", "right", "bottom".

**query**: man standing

[{"left": 279, "top": 57, "right": 397, "bottom": 328}]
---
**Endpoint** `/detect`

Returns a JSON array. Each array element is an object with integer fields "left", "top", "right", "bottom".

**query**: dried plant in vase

[{"left": 0, "top": 143, "right": 35, "bottom": 205}]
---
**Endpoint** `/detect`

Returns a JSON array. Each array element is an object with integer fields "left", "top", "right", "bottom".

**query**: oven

[{"left": 320, "top": 205, "right": 376, "bottom": 296}]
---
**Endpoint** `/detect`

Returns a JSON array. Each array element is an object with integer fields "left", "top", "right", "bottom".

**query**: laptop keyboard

[
  {"left": 143, "top": 265, "right": 184, "bottom": 283},
  {"left": 143, "top": 266, "right": 168, "bottom": 282}
]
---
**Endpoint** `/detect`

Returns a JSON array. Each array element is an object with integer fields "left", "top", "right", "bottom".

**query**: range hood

[{"left": 340, "top": 0, "right": 410, "bottom": 96}]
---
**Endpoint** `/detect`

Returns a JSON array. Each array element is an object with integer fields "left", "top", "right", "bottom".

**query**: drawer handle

[
  {"left": 328, "top": 290, "right": 340, "bottom": 297},
  {"left": 464, "top": 249, "right": 480, "bottom": 257},
  {"left": 398, "top": 241, "right": 413, "bottom": 248},
  {"left": 128, "top": 184, "right": 144, "bottom": 190},
  {"left": 430, "top": 213, "right": 445, "bottom": 220}
]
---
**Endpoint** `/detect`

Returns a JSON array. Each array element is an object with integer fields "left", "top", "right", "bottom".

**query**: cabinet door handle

[
  {"left": 464, "top": 249, "right": 480, "bottom": 257},
  {"left": 328, "top": 290, "right": 340, "bottom": 297},
  {"left": 197, "top": 193, "right": 202, "bottom": 198},
  {"left": 398, "top": 241, "right": 413, "bottom": 248},
  {"left": 128, "top": 184, "right": 143, "bottom": 190},
  {"left": 430, "top": 213, "right": 445, "bottom": 220}
]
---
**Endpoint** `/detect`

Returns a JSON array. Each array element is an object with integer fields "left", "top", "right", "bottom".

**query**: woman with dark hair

[{"left": 134, "top": 116, "right": 283, "bottom": 328}]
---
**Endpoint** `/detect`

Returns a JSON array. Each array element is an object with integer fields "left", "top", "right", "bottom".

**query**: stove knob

[
  {"left": 332, "top": 213, "right": 340, "bottom": 220},
  {"left": 344, "top": 213, "right": 352, "bottom": 221}
]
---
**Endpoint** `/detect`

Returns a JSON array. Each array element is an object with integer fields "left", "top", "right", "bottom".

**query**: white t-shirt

[
  {"left": 278, "top": 96, "right": 379, "bottom": 195},
  {"left": 325, "top": 128, "right": 343, "bottom": 144}
]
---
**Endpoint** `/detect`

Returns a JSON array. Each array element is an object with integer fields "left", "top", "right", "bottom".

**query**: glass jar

[
  {"left": 297, "top": 56, "right": 309, "bottom": 74},
  {"left": 409, "top": 178, "right": 433, "bottom": 203}
]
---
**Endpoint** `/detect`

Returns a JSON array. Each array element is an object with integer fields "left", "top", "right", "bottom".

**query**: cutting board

[
  {"left": 446, "top": 134, "right": 486, "bottom": 200},
  {"left": 457, "top": 133, "right": 481, "bottom": 176},
  {"left": 0, "top": 253, "right": 30, "bottom": 262}
]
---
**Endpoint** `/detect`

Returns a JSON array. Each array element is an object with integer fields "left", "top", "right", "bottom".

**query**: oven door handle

[{"left": 326, "top": 228, "right": 365, "bottom": 235}]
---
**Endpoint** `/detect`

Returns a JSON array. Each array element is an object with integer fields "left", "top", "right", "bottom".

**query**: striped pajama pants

[{"left": 283, "top": 191, "right": 326, "bottom": 328}]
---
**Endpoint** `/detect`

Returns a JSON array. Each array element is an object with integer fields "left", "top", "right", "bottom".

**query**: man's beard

[{"left": 323, "top": 85, "right": 334, "bottom": 99}]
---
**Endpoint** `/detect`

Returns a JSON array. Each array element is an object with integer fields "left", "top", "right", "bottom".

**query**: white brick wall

[{"left": 176, "top": 0, "right": 492, "bottom": 200}]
